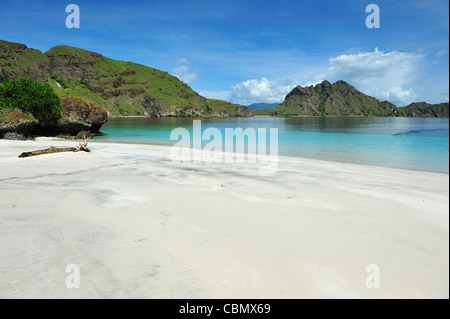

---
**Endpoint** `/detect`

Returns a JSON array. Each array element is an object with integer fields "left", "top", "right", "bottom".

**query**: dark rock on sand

[
  {"left": 0, "top": 109, "right": 38, "bottom": 139},
  {"left": 35, "top": 96, "right": 108, "bottom": 136}
]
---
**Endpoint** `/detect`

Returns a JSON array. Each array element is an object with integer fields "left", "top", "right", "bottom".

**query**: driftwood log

[{"left": 18, "top": 137, "right": 91, "bottom": 158}]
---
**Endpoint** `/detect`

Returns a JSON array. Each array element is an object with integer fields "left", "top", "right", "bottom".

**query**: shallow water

[{"left": 95, "top": 117, "right": 449, "bottom": 173}]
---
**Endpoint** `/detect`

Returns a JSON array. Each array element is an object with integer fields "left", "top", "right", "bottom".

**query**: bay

[{"left": 94, "top": 117, "right": 449, "bottom": 173}]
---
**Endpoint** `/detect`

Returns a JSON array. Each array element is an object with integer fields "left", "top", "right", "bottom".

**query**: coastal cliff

[{"left": 0, "top": 94, "right": 107, "bottom": 140}]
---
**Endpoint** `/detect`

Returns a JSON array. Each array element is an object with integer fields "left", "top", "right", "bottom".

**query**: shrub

[
  {"left": 0, "top": 74, "right": 7, "bottom": 84},
  {"left": 0, "top": 77, "right": 61, "bottom": 121}
]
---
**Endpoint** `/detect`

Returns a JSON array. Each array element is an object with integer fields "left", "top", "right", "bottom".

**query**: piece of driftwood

[
  {"left": 75, "top": 136, "right": 91, "bottom": 152},
  {"left": 18, "top": 137, "right": 91, "bottom": 158}
]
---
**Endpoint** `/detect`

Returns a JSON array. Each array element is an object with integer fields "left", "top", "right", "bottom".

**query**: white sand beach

[{"left": 0, "top": 138, "right": 448, "bottom": 299}]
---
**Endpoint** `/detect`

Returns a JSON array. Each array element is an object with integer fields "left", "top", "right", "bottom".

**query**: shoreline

[
  {"left": 108, "top": 115, "right": 450, "bottom": 119},
  {"left": 49, "top": 136, "right": 450, "bottom": 175},
  {"left": 0, "top": 139, "right": 448, "bottom": 298},
  {"left": 94, "top": 116, "right": 449, "bottom": 174}
]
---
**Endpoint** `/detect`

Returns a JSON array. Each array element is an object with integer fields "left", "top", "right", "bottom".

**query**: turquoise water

[{"left": 94, "top": 117, "right": 449, "bottom": 173}]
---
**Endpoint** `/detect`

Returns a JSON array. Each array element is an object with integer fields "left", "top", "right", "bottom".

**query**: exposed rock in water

[
  {"left": 35, "top": 96, "right": 108, "bottom": 136},
  {"left": 0, "top": 109, "right": 38, "bottom": 139}
]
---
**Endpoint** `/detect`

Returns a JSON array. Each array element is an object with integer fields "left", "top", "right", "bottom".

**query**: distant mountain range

[
  {"left": 247, "top": 102, "right": 279, "bottom": 110},
  {"left": 0, "top": 39, "right": 251, "bottom": 117}
]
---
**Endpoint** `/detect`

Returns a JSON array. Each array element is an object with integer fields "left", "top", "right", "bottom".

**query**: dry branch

[
  {"left": 18, "top": 136, "right": 91, "bottom": 158},
  {"left": 76, "top": 136, "right": 91, "bottom": 152}
]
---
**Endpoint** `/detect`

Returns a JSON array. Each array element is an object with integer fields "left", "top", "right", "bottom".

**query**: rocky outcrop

[
  {"left": 45, "top": 46, "right": 103, "bottom": 82},
  {"left": 143, "top": 102, "right": 252, "bottom": 118},
  {"left": 272, "top": 111, "right": 283, "bottom": 117},
  {"left": 0, "top": 109, "right": 38, "bottom": 140},
  {"left": 59, "top": 96, "right": 108, "bottom": 133},
  {"left": 35, "top": 96, "right": 108, "bottom": 136}
]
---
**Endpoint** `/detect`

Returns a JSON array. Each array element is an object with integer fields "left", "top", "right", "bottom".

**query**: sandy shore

[{"left": 0, "top": 138, "right": 448, "bottom": 299}]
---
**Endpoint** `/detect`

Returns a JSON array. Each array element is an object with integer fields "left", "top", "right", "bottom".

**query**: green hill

[
  {"left": 401, "top": 102, "right": 449, "bottom": 118},
  {"left": 0, "top": 40, "right": 251, "bottom": 117},
  {"left": 275, "top": 81, "right": 448, "bottom": 118},
  {"left": 275, "top": 80, "right": 404, "bottom": 117}
]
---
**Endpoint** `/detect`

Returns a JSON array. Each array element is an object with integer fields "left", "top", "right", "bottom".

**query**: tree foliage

[{"left": 0, "top": 77, "right": 61, "bottom": 121}]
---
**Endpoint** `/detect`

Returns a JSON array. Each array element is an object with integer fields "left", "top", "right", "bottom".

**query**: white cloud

[
  {"left": 229, "top": 78, "right": 296, "bottom": 104},
  {"left": 385, "top": 87, "right": 418, "bottom": 105},
  {"left": 328, "top": 48, "right": 423, "bottom": 105},
  {"left": 436, "top": 49, "right": 447, "bottom": 57},
  {"left": 172, "top": 58, "right": 198, "bottom": 84}
]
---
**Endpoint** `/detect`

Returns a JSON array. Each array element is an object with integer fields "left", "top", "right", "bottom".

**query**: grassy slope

[
  {"left": 1, "top": 41, "right": 250, "bottom": 117},
  {"left": 0, "top": 40, "right": 50, "bottom": 82}
]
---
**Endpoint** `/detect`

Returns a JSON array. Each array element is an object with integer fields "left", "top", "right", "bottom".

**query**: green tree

[
  {"left": 0, "top": 74, "right": 7, "bottom": 84},
  {"left": 0, "top": 77, "right": 62, "bottom": 121}
]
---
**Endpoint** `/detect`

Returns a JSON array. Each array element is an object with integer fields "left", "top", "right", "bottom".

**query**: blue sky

[{"left": 0, "top": 0, "right": 448, "bottom": 106}]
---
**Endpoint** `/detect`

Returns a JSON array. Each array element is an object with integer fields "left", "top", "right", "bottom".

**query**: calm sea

[{"left": 94, "top": 117, "right": 449, "bottom": 173}]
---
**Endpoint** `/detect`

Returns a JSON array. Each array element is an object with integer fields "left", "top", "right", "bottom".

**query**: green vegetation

[
  {"left": 0, "top": 40, "right": 50, "bottom": 82},
  {"left": 0, "top": 77, "right": 62, "bottom": 121},
  {"left": 0, "top": 40, "right": 250, "bottom": 117},
  {"left": 2, "top": 40, "right": 446, "bottom": 119},
  {"left": 275, "top": 81, "right": 404, "bottom": 117},
  {"left": 401, "top": 102, "right": 449, "bottom": 118},
  {"left": 0, "top": 110, "right": 36, "bottom": 121}
]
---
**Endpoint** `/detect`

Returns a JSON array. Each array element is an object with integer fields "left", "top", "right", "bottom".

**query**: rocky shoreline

[
  {"left": 0, "top": 109, "right": 38, "bottom": 140},
  {"left": 0, "top": 95, "right": 108, "bottom": 140}
]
